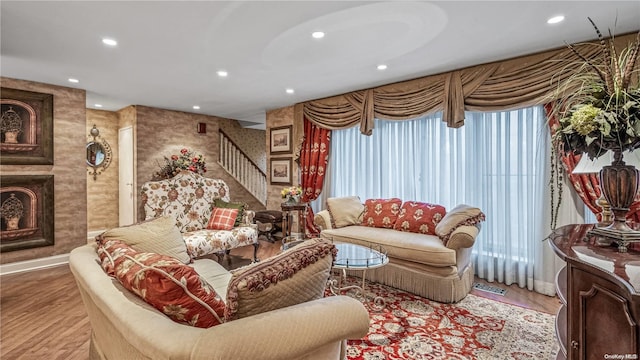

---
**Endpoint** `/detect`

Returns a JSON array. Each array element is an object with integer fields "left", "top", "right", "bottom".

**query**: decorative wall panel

[{"left": 0, "top": 175, "right": 54, "bottom": 252}]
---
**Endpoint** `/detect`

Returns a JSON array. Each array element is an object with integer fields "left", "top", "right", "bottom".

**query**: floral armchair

[{"left": 141, "top": 171, "right": 259, "bottom": 261}]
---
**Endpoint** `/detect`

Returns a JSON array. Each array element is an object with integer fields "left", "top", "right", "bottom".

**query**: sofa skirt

[{"left": 342, "top": 260, "right": 474, "bottom": 304}]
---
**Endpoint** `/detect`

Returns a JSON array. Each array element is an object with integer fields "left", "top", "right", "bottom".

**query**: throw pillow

[
  {"left": 435, "top": 204, "right": 486, "bottom": 245},
  {"left": 224, "top": 238, "right": 337, "bottom": 321},
  {"left": 362, "top": 198, "right": 403, "bottom": 228},
  {"left": 214, "top": 198, "right": 245, "bottom": 227},
  {"left": 326, "top": 196, "right": 364, "bottom": 228},
  {"left": 96, "top": 238, "right": 138, "bottom": 276},
  {"left": 97, "top": 216, "right": 191, "bottom": 264},
  {"left": 206, "top": 207, "right": 239, "bottom": 230},
  {"left": 106, "top": 240, "right": 226, "bottom": 328},
  {"left": 393, "top": 201, "right": 446, "bottom": 235}
]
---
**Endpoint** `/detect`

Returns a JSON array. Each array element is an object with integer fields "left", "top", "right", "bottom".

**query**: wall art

[
  {"left": 269, "top": 125, "right": 292, "bottom": 155},
  {"left": 0, "top": 175, "right": 54, "bottom": 252},
  {"left": 1, "top": 87, "right": 54, "bottom": 165},
  {"left": 270, "top": 157, "right": 292, "bottom": 185}
]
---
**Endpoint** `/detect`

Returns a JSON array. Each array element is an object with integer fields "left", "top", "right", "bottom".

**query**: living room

[{"left": 1, "top": 1, "right": 640, "bottom": 359}]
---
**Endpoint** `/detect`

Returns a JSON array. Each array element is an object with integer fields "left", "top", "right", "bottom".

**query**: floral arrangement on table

[
  {"left": 551, "top": 18, "right": 640, "bottom": 160},
  {"left": 549, "top": 19, "right": 640, "bottom": 231},
  {"left": 154, "top": 148, "right": 207, "bottom": 180},
  {"left": 281, "top": 185, "right": 303, "bottom": 203}
]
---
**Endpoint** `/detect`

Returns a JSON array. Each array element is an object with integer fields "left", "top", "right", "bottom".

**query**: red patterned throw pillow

[
  {"left": 393, "top": 201, "right": 446, "bottom": 235},
  {"left": 206, "top": 207, "right": 239, "bottom": 230},
  {"left": 362, "top": 198, "right": 403, "bottom": 228},
  {"left": 98, "top": 239, "right": 226, "bottom": 328},
  {"left": 96, "top": 238, "right": 138, "bottom": 276}
]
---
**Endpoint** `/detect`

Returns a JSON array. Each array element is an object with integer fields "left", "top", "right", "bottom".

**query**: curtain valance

[{"left": 299, "top": 33, "right": 636, "bottom": 134}]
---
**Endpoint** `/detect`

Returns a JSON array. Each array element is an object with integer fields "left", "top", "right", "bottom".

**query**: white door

[{"left": 119, "top": 126, "right": 135, "bottom": 226}]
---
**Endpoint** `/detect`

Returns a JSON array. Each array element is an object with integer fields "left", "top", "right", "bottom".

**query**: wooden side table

[
  {"left": 280, "top": 202, "right": 308, "bottom": 250},
  {"left": 547, "top": 224, "right": 640, "bottom": 360}
]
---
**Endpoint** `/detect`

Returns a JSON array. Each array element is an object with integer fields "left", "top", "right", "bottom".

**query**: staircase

[{"left": 218, "top": 130, "right": 267, "bottom": 205}]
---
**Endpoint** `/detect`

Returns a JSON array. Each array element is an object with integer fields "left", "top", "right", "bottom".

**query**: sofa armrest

[
  {"left": 191, "top": 296, "right": 370, "bottom": 360},
  {"left": 445, "top": 225, "right": 480, "bottom": 250},
  {"left": 314, "top": 210, "right": 334, "bottom": 231}
]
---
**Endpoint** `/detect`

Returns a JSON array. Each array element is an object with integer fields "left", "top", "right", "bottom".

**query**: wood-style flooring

[{"left": 0, "top": 239, "right": 561, "bottom": 360}]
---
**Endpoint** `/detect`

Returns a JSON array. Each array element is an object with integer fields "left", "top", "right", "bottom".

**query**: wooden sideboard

[{"left": 548, "top": 224, "right": 640, "bottom": 360}]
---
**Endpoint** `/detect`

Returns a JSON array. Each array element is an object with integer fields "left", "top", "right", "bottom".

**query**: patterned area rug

[{"left": 334, "top": 279, "right": 559, "bottom": 360}]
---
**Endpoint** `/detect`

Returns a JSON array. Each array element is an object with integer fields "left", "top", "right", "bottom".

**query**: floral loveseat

[
  {"left": 141, "top": 171, "right": 259, "bottom": 261},
  {"left": 315, "top": 196, "right": 485, "bottom": 303}
]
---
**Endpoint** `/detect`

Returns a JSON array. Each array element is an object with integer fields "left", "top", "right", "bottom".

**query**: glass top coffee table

[{"left": 329, "top": 241, "right": 388, "bottom": 310}]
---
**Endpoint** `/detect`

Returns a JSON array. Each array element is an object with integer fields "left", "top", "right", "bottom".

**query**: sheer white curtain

[{"left": 322, "top": 106, "right": 567, "bottom": 295}]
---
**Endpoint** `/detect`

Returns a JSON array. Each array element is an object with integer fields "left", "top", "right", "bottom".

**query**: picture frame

[
  {"left": 269, "top": 125, "right": 292, "bottom": 155},
  {"left": 0, "top": 175, "right": 55, "bottom": 253},
  {"left": 0, "top": 87, "right": 54, "bottom": 165},
  {"left": 270, "top": 157, "right": 292, "bottom": 185}
]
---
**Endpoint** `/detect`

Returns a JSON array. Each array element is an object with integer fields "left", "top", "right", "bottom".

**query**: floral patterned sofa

[{"left": 140, "top": 171, "right": 259, "bottom": 261}]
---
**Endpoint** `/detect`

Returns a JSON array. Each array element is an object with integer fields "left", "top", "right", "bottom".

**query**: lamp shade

[{"left": 572, "top": 150, "right": 640, "bottom": 174}]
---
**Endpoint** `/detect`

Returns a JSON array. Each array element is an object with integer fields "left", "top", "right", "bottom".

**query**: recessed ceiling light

[
  {"left": 217, "top": 70, "right": 228, "bottom": 77},
  {"left": 68, "top": 78, "right": 79, "bottom": 83},
  {"left": 285, "top": 88, "right": 295, "bottom": 94},
  {"left": 94, "top": 104, "right": 103, "bottom": 108},
  {"left": 547, "top": 15, "right": 565, "bottom": 24},
  {"left": 377, "top": 64, "right": 388, "bottom": 70},
  {"left": 312, "top": 31, "right": 325, "bottom": 39},
  {"left": 102, "top": 38, "right": 118, "bottom": 46},
  {"left": 193, "top": 105, "right": 200, "bottom": 110}
]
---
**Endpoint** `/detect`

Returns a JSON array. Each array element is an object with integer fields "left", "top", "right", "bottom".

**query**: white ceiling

[{"left": 1, "top": 1, "right": 639, "bottom": 129}]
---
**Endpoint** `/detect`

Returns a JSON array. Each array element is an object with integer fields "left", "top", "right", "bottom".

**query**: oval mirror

[{"left": 86, "top": 141, "right": 105, "bottom": 167}]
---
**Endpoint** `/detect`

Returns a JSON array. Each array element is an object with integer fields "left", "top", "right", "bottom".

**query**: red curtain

[
  {"left": 298, "top": 116, "right": 331, "bottom": 236},
  {"left": 545, "top": 103, "right": 640, "bottom": 223}
]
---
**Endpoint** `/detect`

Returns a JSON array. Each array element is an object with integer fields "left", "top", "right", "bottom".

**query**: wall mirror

[{"left": 86, "top": 124, "right": 112, "bottom": 180}]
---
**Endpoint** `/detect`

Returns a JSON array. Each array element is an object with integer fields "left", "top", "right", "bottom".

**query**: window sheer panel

[{"left": 328, "top": 106, "right": 557, "bottom": 295}]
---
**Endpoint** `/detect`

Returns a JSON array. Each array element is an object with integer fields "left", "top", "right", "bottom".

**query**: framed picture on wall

[
  {"left": 270, "top": 157, "right": 292, "bottom": 185},
  {"left": 0, "top": 87, "right": 54, "bottom": 165},
  {"left": 0, "top": 175, "right": 55, "bottom": 253},
  {"left": 269, "top": 125, "right": 292, "bottom": 155}
]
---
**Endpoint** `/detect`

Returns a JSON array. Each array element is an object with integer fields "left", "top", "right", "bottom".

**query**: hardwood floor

[{"left": 0, "top": 239, "right": 561, "bottom": 359}]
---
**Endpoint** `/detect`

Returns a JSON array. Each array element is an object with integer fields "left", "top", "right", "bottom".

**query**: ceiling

[{"left": 1, "top": 1, "right": 639, "bottom": 129}]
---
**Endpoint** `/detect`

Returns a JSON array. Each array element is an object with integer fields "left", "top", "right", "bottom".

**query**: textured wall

[
  {"left": 0, "top": 77, "right": 87, "bottom": 264},
  {"left": 135, "top": 106, "right": 265, "bottom": 221},
  {"left": 265, "top": 106, "right": 299, "bottom": 210},
  {"left": 86, "top": 109, "right": 119, "bottom": 232}
]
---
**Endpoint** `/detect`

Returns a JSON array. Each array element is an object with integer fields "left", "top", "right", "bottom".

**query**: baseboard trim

[
  {"left": 0, "top": 253, "right": 70, "bottom": 276},
  {"left": 1, "top": 230, "right": 105, "bottom": 276}
]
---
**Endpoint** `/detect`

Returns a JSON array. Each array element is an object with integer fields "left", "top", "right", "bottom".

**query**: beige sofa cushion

[
  {"left": 327, "top": 196, "right": 364, "bottom": 228},
  {"left": 98, "top": 216, "right": 191, "bottom": 264},
  {"left": 190, "top": 259, "right": 233, "bottom": 302},
  {"left": 435, "top": 204, "right": 485, "bottom": 245},
  {"left": 321, "top": 225, "right": 456, "bottom": 267},
  {"left": 224, "top": 238, "right": 336, "bottom": 321}
]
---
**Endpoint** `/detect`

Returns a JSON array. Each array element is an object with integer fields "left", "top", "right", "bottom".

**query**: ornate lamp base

[
  {"left": 588, "top": 227, "right": 640, "bottom": 253},
  {"left": 592, "top": 149, "right": 640, "bottom": 252}
]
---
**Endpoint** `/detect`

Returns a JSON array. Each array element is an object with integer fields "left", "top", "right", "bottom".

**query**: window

[{"left": 324, "top": 106, "right": 553, "bottom": 288}]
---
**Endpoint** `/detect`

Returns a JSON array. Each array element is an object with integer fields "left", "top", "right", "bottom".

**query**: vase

[
  {"left": 4, "top": 216, "right": 20, "bottom": 230},
  {"left": 3, "top": 131, "right": 19, "bottom": 144},
  {"left": 286, "top": 195, "right": 300, "bottom": 204},
  {"left": 598, "top": 149, "right": 639, "bottom": 233}
]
